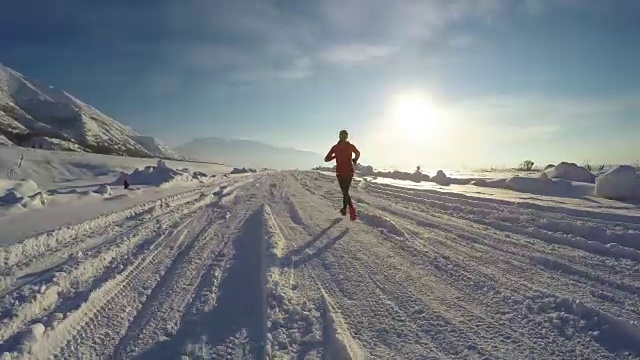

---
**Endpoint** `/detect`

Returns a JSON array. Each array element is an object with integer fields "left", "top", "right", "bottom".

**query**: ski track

[{"left": 2, "top": 170, "right": 640, "bottom": 359}]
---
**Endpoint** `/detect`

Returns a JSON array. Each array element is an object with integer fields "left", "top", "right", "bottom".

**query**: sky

[{"left": 1, "top": 0, "right": 639, "bottom": 169}]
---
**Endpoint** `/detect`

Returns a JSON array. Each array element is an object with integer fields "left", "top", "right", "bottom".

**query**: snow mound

[
  {"left": 431, "top": 170, "right": 449, "bottom": 185},
  {"left": 471, "top": 178, "right": 508, "bottom": 188},
  {"left": 0, "top": 179, "right": 41, "bottom": 205},
  {"left": 505, "top": 175, "right": 556, "bottom": 194},
  {"left": 112, "top": 160, "right": 206, "bottom": 187},
  {"left": 230, "top": 167, "right": 257, "bottom": 174},
  {"left": 595, "top": 165, "right": 640, "bottom": 201},
  {"left": 545, "top": 162, "right": 595, "bottom": 183},
  {"left": 93, "top": 184, "right": 112, "bottom": 196}
]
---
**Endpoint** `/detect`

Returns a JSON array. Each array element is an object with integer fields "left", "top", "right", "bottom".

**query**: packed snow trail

[{"left": 1, "top": 171, "right": 640, "bottom": 359}]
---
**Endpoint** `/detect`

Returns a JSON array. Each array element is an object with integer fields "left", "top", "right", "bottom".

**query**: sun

[{"left": 388, "top": 91, "right": 446, "bottom": 143}]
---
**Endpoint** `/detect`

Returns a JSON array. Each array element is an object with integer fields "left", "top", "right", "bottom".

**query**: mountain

[
  {"left": 0, "top": 63, "right": 182, "bottom": 159},
  {"left": 176, "top": 137, "right": 322, "bottom": 170}
]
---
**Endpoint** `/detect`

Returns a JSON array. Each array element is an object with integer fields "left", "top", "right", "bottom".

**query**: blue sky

[{"left": 1, "top": 0, "right": 639, "bottom": 169}]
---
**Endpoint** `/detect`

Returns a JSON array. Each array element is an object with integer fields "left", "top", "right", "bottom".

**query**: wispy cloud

[
  {"left": 320, "top": 44, "right": 396, "bottom": 65},
  {"left": 162, "top": 0, "right": 508, "bottom": 83}
]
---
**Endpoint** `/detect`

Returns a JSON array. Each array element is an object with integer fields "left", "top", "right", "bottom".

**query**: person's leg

[
  {"left": 343, "top": 174, "right": 353, "bottom": 208},
  {"left": 337, "top": 174, "right": 350, "bottom": 211}
]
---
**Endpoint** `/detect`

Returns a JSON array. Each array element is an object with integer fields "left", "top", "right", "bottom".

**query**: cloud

[
  {"left": 320, "top": 44, "right": 396, "bottom": 65},
  {"left": 447, "top": 34, "right": 477, "bottom": 48},
  {"left": 163, "top": 0, "right": 508, "bottom": 82}
]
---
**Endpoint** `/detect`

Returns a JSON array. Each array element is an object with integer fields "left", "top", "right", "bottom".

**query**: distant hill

[
  {"left": 0, "top": 62, "right": 183, "bottom": 159},
  {"left": 176, "top": 137, "right": 322, "bottom": 170}
]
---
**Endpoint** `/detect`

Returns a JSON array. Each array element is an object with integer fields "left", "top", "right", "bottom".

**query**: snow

[
  {"left": 0, "top": 179, "right": 41, "bottom": 203},
  {"left": 0, "top": 134, "right": 13, "bottom": 146},
  {"left": 22, "top": 136, "right": 88, "bottom": 152},
  {"left": 93, "top": 184, "right": 112, "bottom": 195},
  {"left": 0, "top": 146, "right": 230, "bottom": 190},
  {"left": 1, "top": 164, "right": 640, "bottom": 359},
  {"left": 112, "top": 160, "right": 207, "bottom": 187},
  {"left": 545, "top": 162, "right": 596, "bottom": 183},
  {"left": 0, "top": 63, "right": 181, "bottom": 159},
  {"left": 132, "top": 136, "right": 184, "bottom": 160},
  {"left": 595, "top": 165, "right": 640, "bottom": 201}
]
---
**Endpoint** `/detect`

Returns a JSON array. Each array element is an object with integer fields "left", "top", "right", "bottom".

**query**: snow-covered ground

[
  {"left": 0, "top": 147, "right": 232, "bottom": 244},
  {"left": 1, "top": 165, "right": 640, "bottom": 359}
]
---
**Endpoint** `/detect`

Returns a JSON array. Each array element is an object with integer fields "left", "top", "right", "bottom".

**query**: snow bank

[
  {"left": 0, "top": 179, "right": 48, "bottom": 209},
  {"left": 0, "top": 146, "right": 231, "bottom": 190},
  {"left": 431, "top": 170, "right": 449, "bottom": 185},
  {"left": 471, "top": 178, "right": 508, "bottom": 188},
  {"left": 473, "top": 172, "right": 595, "bottom": 198},
  {"left": 93, "top": 184, "right": 112, "bottom": 195},
  {"left": 595, "top": 165, "right": 640, "bottom": 201},
  {"left": 229, "top": 167, "right": 257, "bottom": 174},
  {"left": 112, "top": 160, "right": 208, "bottom": 187},
  {"left": 505, "top": 173, "right": 556, "bottom": 194},
  {"left": 0, "top": 179, "right": 40, "bottom": 202},
  {"left": 544, "top": 162, "right": 595, "bottom": 183}
]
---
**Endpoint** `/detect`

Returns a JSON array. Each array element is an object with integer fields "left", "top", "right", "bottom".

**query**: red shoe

[{"left": 348, "top": 201, "right": 357, "bottom": 221}]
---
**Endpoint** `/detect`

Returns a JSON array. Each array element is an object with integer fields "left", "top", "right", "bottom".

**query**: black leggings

[{"left": 336, "top": 174, "right": 353, "bottom": 209}]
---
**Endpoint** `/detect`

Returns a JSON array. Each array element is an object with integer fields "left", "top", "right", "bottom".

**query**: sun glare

[{"left": 388, "top": 91, "right": 446, "bottom": 143}]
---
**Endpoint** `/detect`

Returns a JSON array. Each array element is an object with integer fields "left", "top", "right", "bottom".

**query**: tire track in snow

[
  {"left": 112, "top": 209, "right": 221, "bottom": 359},
  {"left": 0, "top": 178, "right": 254, "bottom": 359},
  {"left": 354, "top": 183, "right": 640, "bottom": 357},
  {"left": 0, "top": 186, "right": 232, "bottom": 351},
  {"left": 115, "top": 183, "right": 259, "bottom": 359},
  {"left": 128, "top": 203, "right": 268, "bottom": 360},
  {"left": 290, "top": 171, "right": 639, "bottom": 358},
  {"left": 354, "top": 190, "right": 640, "bottom": 330}
]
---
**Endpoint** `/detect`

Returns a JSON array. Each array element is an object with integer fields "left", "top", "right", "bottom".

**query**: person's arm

[
  {"left": 324, "top": 145, "right": 336, "bottom": 162},
  {"left": 351, "top": 143, "right": 360, "bottom": 164}
]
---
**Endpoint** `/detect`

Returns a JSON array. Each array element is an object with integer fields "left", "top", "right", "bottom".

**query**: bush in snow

[
  {"left": 518, "top": 160, "right": 535, "bottom": 171},
  {"left": 544, "top": 162, "right": 596, "bottom": 183},
  {"left": 543, "top": 164, "right": 555, "bottom": 171},
  {"left": 595, "top": 165, "right": 640, "bottom": 201}
]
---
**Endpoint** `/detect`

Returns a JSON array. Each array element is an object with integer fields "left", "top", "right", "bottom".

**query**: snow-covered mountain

[
  {"left": 176, "top": 137, "right": 322, "bottom": 169},
  {"left": 0, "top": 63, "right": 182, "bottom": 159}
]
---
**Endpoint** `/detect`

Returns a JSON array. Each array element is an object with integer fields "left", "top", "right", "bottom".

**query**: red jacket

[{"left": 324, "top": 140, "right": 360, "bottom": 175}]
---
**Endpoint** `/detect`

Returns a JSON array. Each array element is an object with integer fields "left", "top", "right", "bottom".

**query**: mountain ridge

[
  {"left": 0, "top": 62, "right": 182, "bottom": 159},
  {"left": 176, "top": 137, "right": 323, "bottom": 170}
]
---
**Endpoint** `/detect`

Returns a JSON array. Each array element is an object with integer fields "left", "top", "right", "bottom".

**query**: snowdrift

[
  {"left": 229, "top": 167, "right": 257, "bottom": 174},
  {"left": 356, "top": 168, "right": 473, "bottom": 185},
  {"left": 544, "top": 162, "right": 596, "bottom": 183},
  {"left": 595, "top": 166, "right": 640, "bottom": 201},
  {"left": 472, "top": 164, "right": 639, "bottom": 202},
  {"left": 0, "top": 179, "right": 48, "bottom": 209},
  {"left": 0, "top": 146, "right": 231, "bottom": 189},
  {"left": 473, "top": 172, "right": 594, "bottom": 198},
  {"left": 112, "top": 160, "right": 210, "bottom": 187}
]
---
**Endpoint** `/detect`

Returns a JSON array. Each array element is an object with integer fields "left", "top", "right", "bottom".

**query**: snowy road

[{"left": 1, "top": 171, "right": 640, "bottom": 359}]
